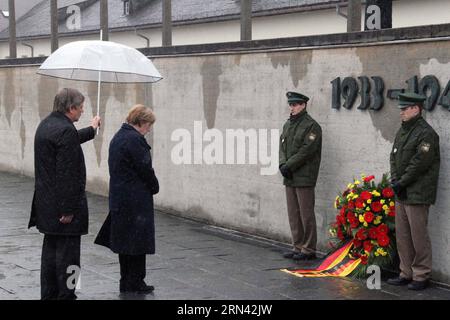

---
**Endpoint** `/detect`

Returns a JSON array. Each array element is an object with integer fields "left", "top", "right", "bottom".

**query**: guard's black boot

[
  {"left": 283, "top": 251, "right": 299, "bottom": 259},
  {"left": 293, "top": 252, "right": 317, "bottom": 261},
  {"left": 387, "top": 276, "right": 411, "bottom": 286},
  {"left": 408, "top": 280, "right": 429, "bottom": 291}
]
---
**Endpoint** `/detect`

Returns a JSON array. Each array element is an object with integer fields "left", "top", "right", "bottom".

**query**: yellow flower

[
  {"left": 366, "top": 207, "right": 371, "bottom": 211},
  {"left": 373, "top": 216, "right": 382, "bottom": 223},
  {"left": 352, "top": 194, "right": 359, "bottom": 200},
  {"left": 371, "top": 191, "right": 381, "bottom": 197},
  {"left": 359, "top": 215, "right": 364, "bottom": 223},
  {"left": 347, "top": 183, "right": 353, "bottom": 189},
  {"left": 382, "top": 205, "right": 389, "bottom": 210},
  {"left": 380, "top": 199, "right": 385, "bottom": 204},
  {"left": 363, "top": 222, "right": 368, "bottom": 227},
  {"left": 354, "top": 180, "right": 361, "bottom": 185},
  {"left": 361, "top": 173, "right": 366, "bottom": 179},
  {"left": 390, "top": 201, "right": 395, "bottom": 207},
  {"left": 367, "top": 199, "right": 372, "bottom": 204},
  {"left": 376, "top": 248, "right": 387, "bottom": 257}
]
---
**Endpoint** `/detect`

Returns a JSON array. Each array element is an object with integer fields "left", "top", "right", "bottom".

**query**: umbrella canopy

[{"left": 37, "top": 40, "right": 162, "bottom": 83}]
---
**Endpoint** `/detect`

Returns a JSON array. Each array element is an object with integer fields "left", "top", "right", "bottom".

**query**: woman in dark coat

[{"left": 95, "top": 104, "right": 159, "bottom": 294}]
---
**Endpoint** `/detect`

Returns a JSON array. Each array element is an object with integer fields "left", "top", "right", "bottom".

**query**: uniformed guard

[
  {"left": 279, "top": 91, "right": 322, "bottom": 260},
  {"left": 387, "top": 92, "right": 440, "bottom": 290}
]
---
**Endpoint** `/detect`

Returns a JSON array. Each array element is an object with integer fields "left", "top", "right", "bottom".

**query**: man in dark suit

[{"left": 29, "top": 88, "right": 101, "bottom": 300}]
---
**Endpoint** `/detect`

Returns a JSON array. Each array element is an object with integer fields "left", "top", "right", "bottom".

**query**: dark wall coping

[{"left": 1, "top": 23, "right": 450, "bottom": 66}]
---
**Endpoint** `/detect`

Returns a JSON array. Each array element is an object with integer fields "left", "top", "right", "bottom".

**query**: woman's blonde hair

[{"left": 126, "top": 104, "right": 156, "bottom": 126}]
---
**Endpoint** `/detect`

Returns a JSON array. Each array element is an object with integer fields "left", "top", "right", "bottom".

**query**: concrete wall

[{"left": 1, "top": 35, "right": 450, "bottom": 283}]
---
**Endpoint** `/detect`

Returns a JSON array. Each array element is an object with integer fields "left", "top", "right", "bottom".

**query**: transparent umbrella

[{"left": 37, "top": 39, "right": 162, "bottom": 131}]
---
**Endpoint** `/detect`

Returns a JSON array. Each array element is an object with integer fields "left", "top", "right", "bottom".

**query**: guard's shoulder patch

[
  {"left": 308, "top": 132, "right": 317, "bottom": 141},
  {"left": 419, "top": 142, "right": 431, "bottom": 153}
]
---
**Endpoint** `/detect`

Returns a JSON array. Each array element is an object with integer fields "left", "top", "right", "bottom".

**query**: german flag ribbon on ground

[{"left": 281, "top": 241, "right": 362, "bottom": 278}]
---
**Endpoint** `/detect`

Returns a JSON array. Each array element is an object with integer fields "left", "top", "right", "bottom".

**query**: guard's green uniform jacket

[
  {"left": 390, "top": 115, "right": 440, "bottom": 205},
  {"left": 279, "top": 109, "right": 322, "bottom": 187}
]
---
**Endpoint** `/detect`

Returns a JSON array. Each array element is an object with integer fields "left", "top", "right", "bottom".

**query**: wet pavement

[{"left": 1, "top": 171, "right": 450, "bottom": 300}]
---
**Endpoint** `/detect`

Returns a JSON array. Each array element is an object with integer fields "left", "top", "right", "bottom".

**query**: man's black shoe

[
  {"left": 387, "top": 276, "right": 411, "bottom": 286},
  {"left": 408, "top": 280, "right": 429, "bottom": 291},
  {"left": 293, "top": 252, "right": 317, "bottom": 261},
  {"left": 283, "top": 251, "right": 299, "bottom": 259},
  {"left": 135, "top": 284, "right": 155, "bottom": 294},
  {"left": 120, "top": 283, "right": 155, "bottom": 294}
]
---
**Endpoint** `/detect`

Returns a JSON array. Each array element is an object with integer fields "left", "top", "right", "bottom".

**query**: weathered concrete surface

[
  {"left": 1, "top": 171, "right": 450, "bottom": 300},
  {"left": 0, "top": 39, "right": 450, "bottom": 283}
]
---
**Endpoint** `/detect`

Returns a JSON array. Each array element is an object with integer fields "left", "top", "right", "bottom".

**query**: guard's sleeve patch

[
  {"left": 308, "top": 133, "right": 317, "bottom": 141},
  {"left": 419, "top": 142, "right": 431, "bottom": 153}
]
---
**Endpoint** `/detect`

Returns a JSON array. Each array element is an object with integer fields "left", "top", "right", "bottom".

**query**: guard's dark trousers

[
  {"left": 40, "top": 234, "right": 81, "bottom": 300},
  {"left": 119, "top": 254, "right": 146, "bottom": 290},
  {"left": 395, "top": 202, "right": 432, "bottom": 281},
  {"left": 285, "top": 186, "right": 317, "bottom": 254}
]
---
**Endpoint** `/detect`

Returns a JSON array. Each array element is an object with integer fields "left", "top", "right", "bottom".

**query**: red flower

[
  {"left": 347, "top": 211, "right": 355, "bottom": 220},
  {"left": 337, "top": 228, "right": 345, "bottom": 240},
  {"left": 377, "top": 224, "right": 389, "bottom": 235},
  {"left": 360, "top": 191, "right": 372, "bottom": 201},
  {"left": 353, "top": 240, "right": 362, "bottom": 248},
  {"left": 388, "top": 210, "right": 395, "bottom": 217},
  {"left": 364, "top": 175, "right": 375, "bottom": 183},
  {"left": 355, "top": 198, "right": 365, "bottom": 209},
  {"left": 382, "top": 187, "right": 395, "bottom": 198},
  {"left": 363, "top": 240, "right": 373, "bottom": 252},
  {"left": 340, "top": 207, "right": 346, "bottom": 216},
  {"left": 350, "top": 219, "right": 360, "bottom": 229},
  {"left": 364, "top": 212, "right": 374, "bottom": 223},
  {"left": 368, "top": 227, "right": 379, "bottom": 239},
  {"left": 356, "top": 229, "right": 368, "bottom": 241},
  {"left": 371, "top": 201, "right": 382, "bottom": 212},
  {"left": 377, "top": 234, "right": 390, "bottom": 247},
  {"left": 336, "top": 215, "right": 343, "bottom": 226},
  {"left": 360, "top": 255, "right": 368, "bottom": 265},
  {"left": 348, "top": 201, "right": 355, "bottom": 209}
]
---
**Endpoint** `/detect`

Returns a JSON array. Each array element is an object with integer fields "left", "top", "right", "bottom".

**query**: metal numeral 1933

[
  {"left": 332, "top": 75, "right": 450, "bottom": 111},
  {"left": 331, "top": 77, "right": 384, "bottom": 110}
]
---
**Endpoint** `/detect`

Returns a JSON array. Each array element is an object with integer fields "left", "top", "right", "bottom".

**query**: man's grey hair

[{"left": 53, "top": 88, "right": 85, "bottom": 113}]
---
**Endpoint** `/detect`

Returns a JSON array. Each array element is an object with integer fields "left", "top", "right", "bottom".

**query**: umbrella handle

[
  {"left": 97, "top": 30, "right": 103, "bottom": 136},
  {"left": 96, "top": 69, "right": 101, "bottom": 135}
]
